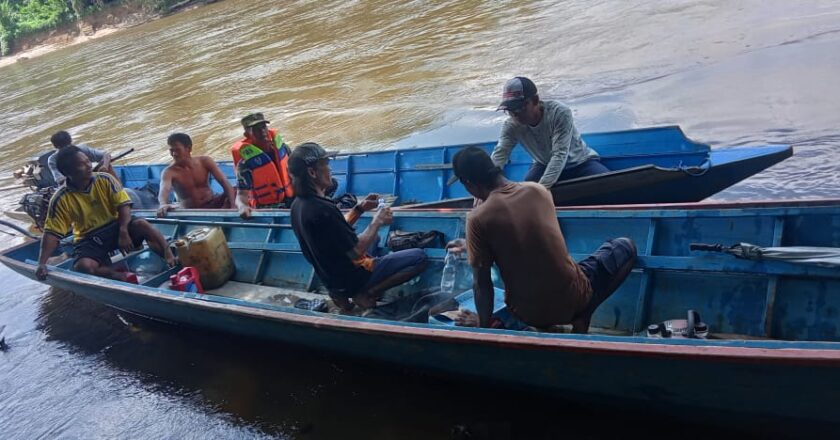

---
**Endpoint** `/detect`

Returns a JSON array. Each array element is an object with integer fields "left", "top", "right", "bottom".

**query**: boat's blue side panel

[
  {"left": 775, "top": 277, "right": 840, "bottom": 341},
  {"left": 6, "top": 203, "right": 840, "bottom": 428},
  {"left": 119, "top": 203, "right": 840, "bottom": 342},
  {"left": 20, "top": 201, "right": 838, "bottom": 345},
  {"left": 114, "top": 126, "right": 730, "bottom": 205},
  {"left": 581, "top": 125, "right": 708, "bottom": 156}
]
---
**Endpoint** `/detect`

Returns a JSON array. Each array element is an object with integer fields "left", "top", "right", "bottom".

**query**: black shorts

[
  {"left": 576, "top": 237, "right": 637, "bottom": 298},
  {"left": 72, "top": 220, "right": 144, "bottom": 266}
]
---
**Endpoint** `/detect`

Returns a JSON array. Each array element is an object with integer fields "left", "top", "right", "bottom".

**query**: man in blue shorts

[{"left": 288, "top": 143, "right": 428, "bottom": 310}]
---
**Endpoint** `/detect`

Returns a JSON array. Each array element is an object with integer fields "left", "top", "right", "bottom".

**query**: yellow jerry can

[{"left": 173, "top": 227, "right": 234, "bottom": 290}]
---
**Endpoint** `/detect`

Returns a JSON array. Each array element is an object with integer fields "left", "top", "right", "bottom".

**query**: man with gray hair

[{"left": 288, "top": 142, "right": 428, "bottom": 311}]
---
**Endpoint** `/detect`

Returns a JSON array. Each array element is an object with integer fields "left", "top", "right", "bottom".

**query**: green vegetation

[{"left": 0, "top": 0, "right": 182, "bottom": 56}]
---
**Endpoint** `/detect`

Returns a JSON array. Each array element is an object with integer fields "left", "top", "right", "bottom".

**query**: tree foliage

[{"left": 0, "top": 0, "right": 127, "bottom": 56}]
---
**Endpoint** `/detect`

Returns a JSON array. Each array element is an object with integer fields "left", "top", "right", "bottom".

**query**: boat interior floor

[{"left": 199, "top": 280, "right": 324, "bottom": 307}]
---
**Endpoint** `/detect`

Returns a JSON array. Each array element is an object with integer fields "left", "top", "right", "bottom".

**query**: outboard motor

[
  {"left": 34, "top": 151, "right": 57, "bottom": 188},
  {"left": 125, "top": 183, "right": 160, "bottom": 209}
]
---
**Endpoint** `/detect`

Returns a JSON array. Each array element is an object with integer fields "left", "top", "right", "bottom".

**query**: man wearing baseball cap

[
  {"left": 231, "top": 112, "right": 296, "bottom": 218},
  {"left": 491, "top": 77, "right": 609, "bottom": 191},
  {"left": 288, "top": 142, "right": 428, "bottom": 311},
  {"left": 446, "top": 146, "right": 636, "bottom": 333}
]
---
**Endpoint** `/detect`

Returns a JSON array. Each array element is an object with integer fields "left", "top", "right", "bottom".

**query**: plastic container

[
  {"left": 645, "top": 310, "right": 709, "bottom": 339},
  {"left": 440, "top": 250, "right": 457, "bottom": 294},
  {"left": 124, "top": 272, "right": 139, "bottom": 284},
  {"left": 170, "top": 267, "right": 204, "bottom": 293},
  {"left": 173, "top": 227, "right": 234, "bottom": 290}
]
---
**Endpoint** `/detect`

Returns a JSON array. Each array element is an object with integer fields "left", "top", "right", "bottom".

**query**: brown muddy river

[{"left": 1, "top": 0, "right": 840, "bottom": 438}]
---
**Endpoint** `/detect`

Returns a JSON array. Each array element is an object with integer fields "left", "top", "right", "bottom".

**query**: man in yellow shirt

[{"left": 36, "top": 146, "right": 175, "bottom": 282}]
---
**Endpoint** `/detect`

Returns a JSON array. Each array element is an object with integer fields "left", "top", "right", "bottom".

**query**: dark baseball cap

[
  {"left": 288, "top": 142, "right": 339, "bottom": 177},
  {"left": 497, "top": 76, "right": 538, "bottom": 112},
  {"left": 446, "top": 146, "right": 501, "bottom": 186},
  {"left": 241, "top": 112, "right": 270, "bottom": 128}
]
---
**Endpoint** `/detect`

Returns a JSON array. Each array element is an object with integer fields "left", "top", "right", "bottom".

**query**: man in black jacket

[{"left": 288, "top": 143, "right": 428, "bottom": 310}]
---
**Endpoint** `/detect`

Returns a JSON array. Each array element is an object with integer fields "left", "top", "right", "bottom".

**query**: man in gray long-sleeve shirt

[
  {"left": 47, "top": 131, "right": 113, "bottom": 185},
  {"left": 491, "top": 77, "right": 609, "bottom": 187}
]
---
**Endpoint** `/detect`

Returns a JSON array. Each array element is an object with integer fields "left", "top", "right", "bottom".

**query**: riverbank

[{"left": 0, "top": 0, "right": 215, "bottom": 69}]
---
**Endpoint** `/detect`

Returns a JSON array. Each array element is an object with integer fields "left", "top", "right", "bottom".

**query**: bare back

[{"left": 466, "top": 182, "right": 591, "bottom": 326}]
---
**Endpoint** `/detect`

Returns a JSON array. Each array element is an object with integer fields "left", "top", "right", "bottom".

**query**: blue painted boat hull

[
  {"left": 8, "top": 267, "right": 840, "bottom": 429},
  {"left": 115, "top": 126, "right": 792, "bottom": 207},
  {"left": 3, "top": 199, "right": 840, "bottom": 430}
]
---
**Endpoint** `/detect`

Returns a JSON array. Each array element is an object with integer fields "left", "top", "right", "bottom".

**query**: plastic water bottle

[
  {"left": 440, "top": 250, "right": 457, "bottom": 294},
  {"left": 455, "top": 253, "right": 473, "bottom": 291}
]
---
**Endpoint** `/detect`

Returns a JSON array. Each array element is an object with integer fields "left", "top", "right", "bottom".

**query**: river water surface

[{"left": 1, "top": 1, "right": 839, "bottom": 438}]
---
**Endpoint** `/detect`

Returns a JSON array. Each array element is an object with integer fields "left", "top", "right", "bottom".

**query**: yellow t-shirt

[{"left": 44, "top": 173, "right": 132, "bottom": 242}]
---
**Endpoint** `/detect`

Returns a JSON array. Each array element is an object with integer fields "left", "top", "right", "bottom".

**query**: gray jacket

[{"left": 491, "top": 100, "right": 598, "bottom": 187}]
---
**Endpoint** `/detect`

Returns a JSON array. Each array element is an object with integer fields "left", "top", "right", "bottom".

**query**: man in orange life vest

[{"left": 231, "top": 113, "right": 295, "bottom": 218}]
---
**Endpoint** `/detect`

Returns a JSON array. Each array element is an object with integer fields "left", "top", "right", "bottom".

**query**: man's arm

[
  {"left": 116, "top": 204, "right": 134, "bottom": 255},
  {"left": 79, "top": 145, "right": 109, "bottom": 169},
  {"left": 351, "top": 207, "right": 392, "bottom": 257},
  {"left": 99, "top": 151, "right": 112, "bottom": 170},
  {"left": 465, "top": 214, "right": 494, "bottom": 327},
  {"left": 234, "top": 163, "right": 253, "bottom": 219},
  {"left": 490, "top": 123, "right": 518, "bottom": 169},
  {"left": 344, "top": 193, "right": 379, "bottom": 226},
  {"left": 537, "top": 107, "right": 574, "bottom": 187},
  {"left": 38, "top": 193, "right": 74, "bottom": 279},
  {"left": 236, "top": 190, "right": 252, "bottom": 219},
  {"left": 35, "top": 233, "right": 61, "bottom": 280},
  {"left": 101, "top": 174, "right": 135, "bottom": 253},
  {"left": 204, "top": 157, "right": 237, "bottom": 205},
  {"left": 156, "top": 168, "right": 176, "bottom": 217},
  {"left": 472, "top": 263, "right": 494, "bottom": 328}
]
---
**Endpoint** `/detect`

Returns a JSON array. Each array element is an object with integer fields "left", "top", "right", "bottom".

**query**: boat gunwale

[
  {"left": 4, "top": 243, "right": 840, "bottom": 367},
  {"left": 130, "top": 198, "right": 840, "bottom": 217}
]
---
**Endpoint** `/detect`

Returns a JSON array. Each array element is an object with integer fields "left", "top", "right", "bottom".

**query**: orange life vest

[{"left": 231, "top": 128, "right": 295, "bottom": 207}]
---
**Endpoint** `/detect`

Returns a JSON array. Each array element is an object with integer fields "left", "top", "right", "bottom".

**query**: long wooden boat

[
  {"left": 2, "top": 199, "right": 839, "bottom": 431},
  {"left": 114, "top": 125, "right": 791, "bottom": 207}
]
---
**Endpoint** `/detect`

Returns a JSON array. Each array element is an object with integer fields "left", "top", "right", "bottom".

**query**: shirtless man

[{"left": 156, "top": 133, "right": 236, "bottom": 217}]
